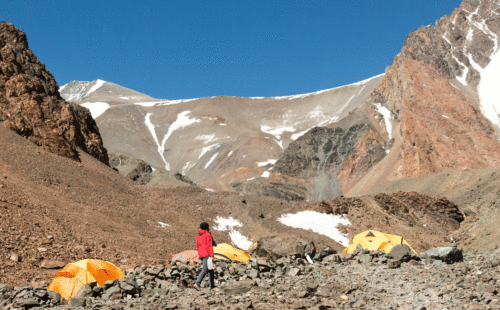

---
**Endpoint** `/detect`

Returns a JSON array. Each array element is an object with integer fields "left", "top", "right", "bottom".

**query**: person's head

[{"left": 200, "top": 222, "right": 209, "bottom": 231}]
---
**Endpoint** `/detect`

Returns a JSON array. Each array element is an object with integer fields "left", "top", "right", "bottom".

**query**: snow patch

[
  {"left": 291, "top": 130, "right": 309, "bottom": 140},
  {"left": 158, "top": 222, "right": 170, "bottom": 228},
  {"left": 195, "top": 134, "right": 217, "bottom": 144},
  {"left": 278, "top": 211, "right": 351, "bottom": 246},
  {"left": 205, "top": 153, "right": 218, "bottom": 168},
  {"left": 442, "top": 115, "right": 449, "bottom": 118},
  {"left": 270, "top": 73, "right": 384, "bottom": 100},
  {"left": 374, "top": 103, "right": 392, "bottom": 139},
  {"left": 86, "top": 79, "right": 106, "bottom": 97},
  {"left": 261, "top": 171, "right": 270, "bottom": 178},
  {"left": 228, "top": 231, "right": 253, "bottom": 250},
  {"left": 80, "top": 102, "right": 110, "bottom": 118},
  {"left": 257, "top": 159, "right": 277, "bottom": 167},
  {"left": 213, "top": 217, "right": 252, "bottom": 250},
  {"left": 159, "top": 111, "right": 201, "bottom": 170},
  {"left": 261, "top": 125, "right": 295, "bottom": 139},
  {"left": 478, "top": 49, "right": 500, "bottom": 127},
  {"left": 227, "top": 150, "right": 233, "bottom": 157},
  {"left": 199, "top": 144, "right": 219, "bottom": 159},
  {"left": 119, "top": 96, "right": 130, "bottom": 100},
  {"left": 58, "top": 83, "right": 68, "bottom": 93}
]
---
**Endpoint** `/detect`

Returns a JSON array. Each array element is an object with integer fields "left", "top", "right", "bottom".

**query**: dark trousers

[{"left": 195, "top": 256, "right": 214, "bottom": 288}]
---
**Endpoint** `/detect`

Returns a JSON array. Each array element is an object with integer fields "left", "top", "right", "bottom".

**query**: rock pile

[{"left": 2, "top": 243, "right": 498, "bottom": 309}]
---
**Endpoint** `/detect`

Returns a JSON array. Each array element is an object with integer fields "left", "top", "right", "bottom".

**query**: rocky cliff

[
  {"left": 0, "top": 22, "right": 109, "bottom": 165},
  {"left": 370, "top": 0, "right": 500, "bottom": 179}
]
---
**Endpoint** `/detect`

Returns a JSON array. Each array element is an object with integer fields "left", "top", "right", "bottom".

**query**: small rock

[
  {"left": 424, "top": 246, "right": 463, "bottom": 264},
  {"left": 68, "top": 297, "right": 86, "bottom": 308},
  {"left": 388, "top": 260, "right": 401, "bottom": 269},
  {"left": 9, "top": 253, "right": 19, "bottom": 262},
  {"left": 40, "top": 260, "right": 66, "bottom": 269}
]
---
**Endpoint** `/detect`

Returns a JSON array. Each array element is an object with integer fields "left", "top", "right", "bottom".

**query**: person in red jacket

[{"left": 194, "top": 222, "right": 217, "bottom": 291}]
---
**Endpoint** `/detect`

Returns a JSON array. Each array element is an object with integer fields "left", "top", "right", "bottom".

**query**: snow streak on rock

[
  {"left": 375, "top": 103, "right": 393, "bottom": 139},
  {"left": 479, "top": 49, "right": 500, "bottom": 128}
]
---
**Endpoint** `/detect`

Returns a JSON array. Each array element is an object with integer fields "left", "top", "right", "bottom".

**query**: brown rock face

[
  {"left": 0, "top": 22, "right": 109, "bottom": 165},
  {"left": 374, "top": 56, "right": 500, "bottom": 178}
]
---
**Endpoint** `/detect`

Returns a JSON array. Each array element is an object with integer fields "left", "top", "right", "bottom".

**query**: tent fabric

[
  {"left": 47, "top": 259, "right": 125, "bottom": 301},
  {"left": 342, "top": 230, "right": 418, "bottom": 255},
  {"left": 171, "top": 250, "right": 199, "bottom": 264},
  {"left": 214, "top": 243, "right": 251, "bottom": 263}
]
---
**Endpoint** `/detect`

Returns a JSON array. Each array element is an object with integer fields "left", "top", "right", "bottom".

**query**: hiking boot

[{"left": 193, "top": 284, "right": 201, "bottom": 291}]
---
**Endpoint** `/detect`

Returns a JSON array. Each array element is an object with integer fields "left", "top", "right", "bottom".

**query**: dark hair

[{"left": 200, "top": 222, "right": 209, "bottom": 231}]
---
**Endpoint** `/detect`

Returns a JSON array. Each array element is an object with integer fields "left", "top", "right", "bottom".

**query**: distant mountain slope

[{"left": 60, "top": 73, "right": 385, "bottom": 195}]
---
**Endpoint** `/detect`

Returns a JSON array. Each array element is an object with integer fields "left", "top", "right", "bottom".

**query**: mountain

[
  {"left": 60, "top": 73, "right": 385, "bottom": 196},
  {"left": 60, "top": 1, "right": 500, "bottom": 202}
]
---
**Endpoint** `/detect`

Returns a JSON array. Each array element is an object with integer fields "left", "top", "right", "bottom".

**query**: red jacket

[{"left": 197, "top": 229, "right": 214, "bottom": 258}]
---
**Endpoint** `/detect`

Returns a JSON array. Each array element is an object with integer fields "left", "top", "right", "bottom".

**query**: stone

[
  {"left": 323, "top": 254, "right": 342, "bottom": 263},
  {"left": 424, "top": 246, "right": 463, "bottom": 264},
  {"left": 146, "top": 266, "right": 163, "bottom": 276},
  {"left": 223, "top": 280, "right": 255, "bottom": 295},
  {"left": 46, "top": 290, "right": 62, "bottom": 303},
  {"left": 388, "top": 260, "right": 401, "bottom": 269},
  {"left": 101, "top": 286, "right": 121, "bottom": 300},
  {"left": 40, "top": 260, "right": 66, "bottom": 269},
  {"left": 9, "top": 253, "right": 19, "bottom": 262},
  {"left": 73, "top": 282, "right": 96, "bottom": 298},
  {"left": 14, "top": 297, "right": 40, "bottom": 307},
  {"left": 357, "top": 253, "right": 373, "bottom": 263},
  {"left": 68, "top": 297, "right": 86, "bottom": 308},
  {"left": 389, "top": 244, "right": 419, "bottom": 262},
  {"left": 288, "top": 267, "right": 301, "bottom": 277},
  {"left": 253, "top": 234, "right": 316, "bottom": 260}
]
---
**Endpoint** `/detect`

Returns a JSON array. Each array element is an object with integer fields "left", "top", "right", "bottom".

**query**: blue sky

[{"left": 3, "top": 0, "right": 460, "bottom": 99}]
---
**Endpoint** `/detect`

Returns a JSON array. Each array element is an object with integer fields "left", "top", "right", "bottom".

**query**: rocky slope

[{"left": 0, "top": 22, "right": 109, "bottom": 165}]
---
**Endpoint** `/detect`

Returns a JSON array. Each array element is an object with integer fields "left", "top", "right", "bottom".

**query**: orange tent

[
  {"left": 171, "top": 250, "right": 199, "bottom": 264},
  {"left": 48, "top": 259, "right": 125, "bottom": 301}
]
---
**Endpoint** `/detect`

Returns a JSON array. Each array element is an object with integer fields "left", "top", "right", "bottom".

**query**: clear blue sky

[{"left": 3, "top": 0, "right": 460, "bottom": 99}]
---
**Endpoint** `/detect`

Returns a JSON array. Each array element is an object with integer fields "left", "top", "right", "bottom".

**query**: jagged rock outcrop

[{"left": 0, "top": 22, "right": 109, "bottom": 165}]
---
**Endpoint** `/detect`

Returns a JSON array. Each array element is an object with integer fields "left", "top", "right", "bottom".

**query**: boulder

[
  {"left": 13, "top": 297, "right": 40, "bottom": 308},
  {"left": 424, "top": 246, "right": 463, "bottom": 264},
  {"left": 102, "top": 286, "right": 121, "bottom": 300},
  {"left": 223, "top": 280, "right": 256, "bottom": 295},
  {"left": 389, "top": 244, "right": 419, "bottom": 262},
  {"left": 46, "top": 290, "right": 62, "bottom": 304},
  {"left": 253, "top": 234, "right": 316, "bottom": 261},
  {"left": 73, "top": 282, "right": 96, "bottom": 298},
  {"left": 68, "top": 297, "right": 86, "bottom": 308}
]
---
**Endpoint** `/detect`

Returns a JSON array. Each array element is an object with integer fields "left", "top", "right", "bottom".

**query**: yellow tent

[
  {"left": 48, "top": 259, "right": 125, "bottom": 301},
  {"left": 343, "top": 230, "right": 418, "bottom": 255},
  {"left": 214, "top": 243, "right": 251, "bottom": 263}
]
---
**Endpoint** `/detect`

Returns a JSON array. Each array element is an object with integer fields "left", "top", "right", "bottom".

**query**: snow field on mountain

[
  {"left": 478, "top": 48, "right": 500, "bottom": 128},
  {"left": 213, "top": 217, "right": 253, "bottom": 250},
  {"left": 80, "top": 102, "right": 110, "bottom": 118},
  {"left": 278, "top": 211, "right": 351, "bottom": 246}
]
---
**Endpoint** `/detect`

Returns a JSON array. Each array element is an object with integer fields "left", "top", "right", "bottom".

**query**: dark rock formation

[{"left": 0, "top": 22, "right": 109, "bottom": 165}]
